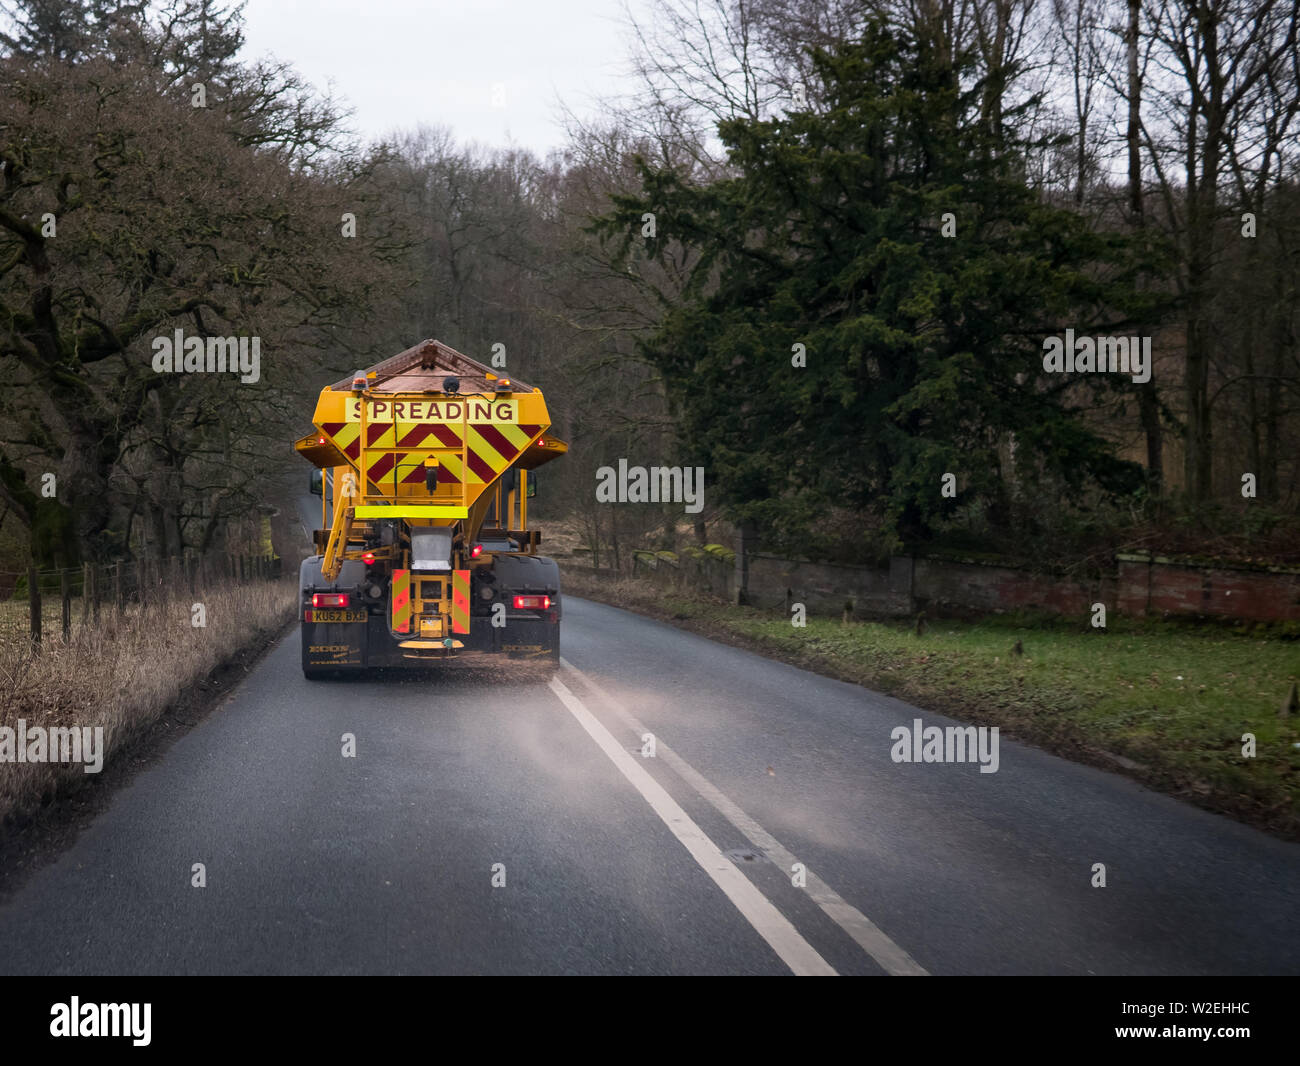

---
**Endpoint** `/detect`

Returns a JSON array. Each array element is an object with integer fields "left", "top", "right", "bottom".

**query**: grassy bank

[
  {"left": 561, "top": 567, "right": 1300, "bottom": 839},
  {"left": 0, "top": 578, "right": 296, "bottom": 828}
]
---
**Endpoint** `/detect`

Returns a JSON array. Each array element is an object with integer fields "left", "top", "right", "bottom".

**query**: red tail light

[
  {"left": 312, "top": 593, "right": 349, "bottom": 608},
  {"left": 362, "top": 551, "right": 375, "bottom": 565},
  {"left": 470, "top": 544, "right": 483, "bottom": 559},
  {"left": 512, "top": 594, "right": 551, "bottom": 610}
]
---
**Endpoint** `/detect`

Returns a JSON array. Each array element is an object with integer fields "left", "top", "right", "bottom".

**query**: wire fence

[{"left": 0, "top": 553, "right": 284, "bottom": 648}]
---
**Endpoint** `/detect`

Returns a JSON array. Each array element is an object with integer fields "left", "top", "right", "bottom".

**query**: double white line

[{"left": 549, "top": 661, "right": 928, "bottom": 977}]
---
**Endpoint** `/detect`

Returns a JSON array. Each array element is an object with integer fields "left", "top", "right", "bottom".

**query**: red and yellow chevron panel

[
  {"left": 466, "top": 423, "right": 541, "bottom": 484},
  {"left": 313, "top": 387, "right": 549, "bottom": 510},
  {"left": 391, "top": 568, "right": 411, "bottom": 633},
  {"left": 364, "top": 448, "right": 453, "bottom": 487},
  {"left": 365, "top": 421, "right": 396, "bottom": 449},
  {"left": 451, "top": 569, "right": 470, "bottom": 634},
  {"left": 318, "top": 421, "right": 361, "bottom": 462}
]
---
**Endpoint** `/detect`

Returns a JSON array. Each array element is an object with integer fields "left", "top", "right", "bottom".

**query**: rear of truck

[{"left": 294, "top": 340, "right": 567, "bottom": 677}]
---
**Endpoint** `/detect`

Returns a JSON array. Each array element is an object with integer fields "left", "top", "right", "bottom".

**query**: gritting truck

[{"left": 294, "top": 339, "right": 567, "bottom": 678}]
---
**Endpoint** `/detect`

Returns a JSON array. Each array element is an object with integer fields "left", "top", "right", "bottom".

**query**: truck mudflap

[{"left": 475, "top": 553, "right": 561, "bottom": 664}]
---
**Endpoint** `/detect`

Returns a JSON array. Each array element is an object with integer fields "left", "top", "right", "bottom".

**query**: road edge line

[
  {"left": 547, "top": 674, "right": 837, "bottom": 977},
  {"left": 559, "top": 658, "right": 929, "bottom": 976}
]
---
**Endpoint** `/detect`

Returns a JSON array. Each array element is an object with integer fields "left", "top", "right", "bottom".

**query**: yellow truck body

[{"left": 294, "top": 340, "right": 566, "bottom": 676}]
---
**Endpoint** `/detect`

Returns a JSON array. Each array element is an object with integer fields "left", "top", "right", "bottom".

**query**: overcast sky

[{"left": 240, "top": 0, "right": 646, "bottom": 156}]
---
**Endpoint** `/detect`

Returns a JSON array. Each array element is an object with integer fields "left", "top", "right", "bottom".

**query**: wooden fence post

[
  {"left": 61, "top": 569, "right": 71, "bottom": 642},
  {"left": 28, "top": 563, "right": 41, "bottom": 648},
  {"left": 82, "top": 563, "right": 91, "bottom": 626}
]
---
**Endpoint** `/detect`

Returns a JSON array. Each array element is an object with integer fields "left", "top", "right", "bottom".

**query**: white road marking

[
  {"left": 559, "top": 658, "right": 929, "bottom": 977},
  {"left": 547, "top": 674, "right": 837, "bottom": 976}
]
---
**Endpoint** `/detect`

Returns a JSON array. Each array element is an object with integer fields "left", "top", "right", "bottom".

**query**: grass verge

[
  {"left": 0, "top": 578, "right": 296, "bottom": 830},
  {"left": 561, "top": 567, "right": 1300, "bottom": 840}
]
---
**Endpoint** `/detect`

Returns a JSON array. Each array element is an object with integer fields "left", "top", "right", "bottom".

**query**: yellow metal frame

[
  {"left": 411, "top": 575, "right": 450, "bottom": 636},
  {"left": 321, "top": 472, "right": 360, "bottom": 581},
  {"left": 354, "top": 505, "right": 469, "bottom": 519}
]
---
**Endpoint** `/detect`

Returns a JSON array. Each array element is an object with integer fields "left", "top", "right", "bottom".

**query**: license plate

[{"left": 309, "top": 609, "right": 367, "bottom": 623}]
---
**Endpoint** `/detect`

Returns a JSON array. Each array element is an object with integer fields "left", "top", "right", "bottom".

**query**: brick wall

[
  {"left": 626, "top": 544, "right": 1300, "bottom": 624},
  {"left": 910, "top": 557, "right": 1109, "bottom": 618},
  {"left": 1116, "top": 554, "right": 1300, "bottom": 622}
]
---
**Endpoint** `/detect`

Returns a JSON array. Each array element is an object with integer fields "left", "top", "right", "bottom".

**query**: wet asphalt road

[{"left": 0, "top": 589, "right": 1297, "bottom": 975}]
